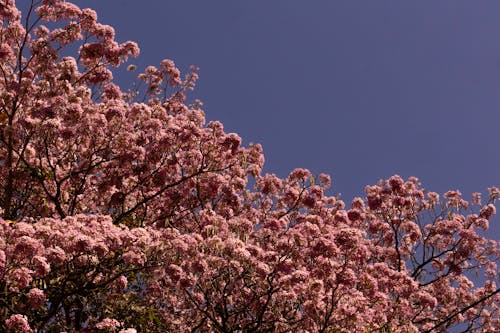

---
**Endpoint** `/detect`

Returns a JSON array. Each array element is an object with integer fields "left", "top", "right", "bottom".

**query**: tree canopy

[{"left": 0, "top": 1, "right": 499, "bottom": 332}]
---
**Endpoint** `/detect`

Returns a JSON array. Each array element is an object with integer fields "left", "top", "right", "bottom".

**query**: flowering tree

[{"left": 0, "top": 1, "right": 499, "bottom": 332}]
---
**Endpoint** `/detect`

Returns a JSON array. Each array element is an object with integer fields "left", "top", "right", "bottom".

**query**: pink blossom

[
  {"left": 0, "top": 43, "right": 14, "bottom": 61},
  {"left": 472, "top": 192, "right": 482, "bottom": 206},
  {"left": 71, "top": 235, "right": 96, "bottom": 252},
  {"left": 5, "top": 314, "right": 33, "bottom": 333},
  {"left": 427, "top": 191, "right": 439, "bottom": 202},
  {"left": 27, "top": 288, "right": 46, "bottom": 308},
  {"left": 388, "top": 175, "right": 404, "bottom": 191},
  {"left": 114, "top": 275, "right": 128, "bottom": 291},
  {"left": 46, "top": 246, "right": 67, "bottom": 266},
  {"left": 11, "top": 268, "right": 33, "bottom": 290},
  {"left": 488, "top": 186, "right": 500, "bottom": 200},
  {"left": 289, "top": 168, "right": 311, "bottom": 181},
  {"left": 0, "top": 250, "right": 6, "bottom": 272},
  {"left": 122, "top": 251, "right": 146, "bottom": 265},
  {"left": 480, "top": 204, "right": 496, "bottom": 220},
  {"left": 32, "top": 256, "right": 50, "bottom": 278},
  {"left": 96, "top": 318, "right": 121, "bottom": 330}
]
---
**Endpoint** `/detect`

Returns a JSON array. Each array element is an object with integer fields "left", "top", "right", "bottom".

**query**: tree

[{"left": 0, "top": 1, "right": 498, "bottom": 332}]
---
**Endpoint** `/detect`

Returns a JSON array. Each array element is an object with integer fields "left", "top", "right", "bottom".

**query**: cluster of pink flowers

[
  {"left": 0, "top": 0, "right": 498, "bottom": 332},
  {"left": 5, "top": 314, "right": 32, "bottom": 333}
]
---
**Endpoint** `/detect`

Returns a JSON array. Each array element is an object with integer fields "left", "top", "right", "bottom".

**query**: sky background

[{"left": 72, "top": 1, "right": 500, "bottom": 234}]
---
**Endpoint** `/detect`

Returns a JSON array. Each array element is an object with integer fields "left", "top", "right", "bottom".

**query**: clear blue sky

[{"left": 73, "top": 1, "right": 500, "bottom": 235}]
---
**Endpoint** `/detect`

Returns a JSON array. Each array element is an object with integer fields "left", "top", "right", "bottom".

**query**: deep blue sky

[{"left": 72, "top": 1, "right": 499, "bottom": 227}]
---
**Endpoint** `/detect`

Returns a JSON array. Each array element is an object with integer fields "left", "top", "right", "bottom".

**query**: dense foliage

[{"left": 0, "top": 1, "right": 499, "bottom": 332}]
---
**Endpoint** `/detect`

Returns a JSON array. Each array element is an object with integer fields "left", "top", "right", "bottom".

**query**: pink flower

[
  {"left": 46, "top": 246, "right": 67, "bottom": 266},
  {"left": 5, "top": 314, "right": 33, "bottom": 333},
  {"left": 444, "top": 190, "right": 461, "bottom": 198},
  {"left": 0, "top": 250, "right": 6, "bottom": 272},
  {"left": 27, "top": 288, "right": 46, "bottom": 308},
  {"left": 72, "top": 235, "right": 95, "bottom": 252},
  {"left": 11, "top": 267, "right": 33, "bottom": 290},
  {"left": 114, "top": 275, "right": 128, "bottom": 291},
  {"left": 317, "top": 173, "right": 331, "bottom": 187},
  {"left": 427, "top": 191, "right": 439, "bottom": 202},
  {"left": 79, "top": 8, "right": 97, "bottom": 30},
  {"left": 289, "top": 168, "right": 311, "bottom": 181},
  {"left": 388, "top": 175, "right": 404, "bottom": 191},
  {"left": 160, "top": 59, "right": 181, "bottom": 86},
  {"left": 472, "top": 192, "right": 482, "bottom": 206},
  {"left": 488, "top": 186, "right": 500, "bottom": 200},
  {"left": 96, "top": 318, "right": 122, "bottom": 330},
  {"left": 32, "top": 256, "right": 50, "bottom": 278},
  {"left": 479, "top": 204, "right": 496, "bottom": 220},
  {"left": 259, "top": 174, "right": 282, "bottom": 195},
  {"left": 122, "top": 251, "right": 146, "bottom": 265},
  {"left": 302, "top": 195, "right": 316, "bottom": 208},
  {"left": 0, "top": 43, "right": 14, "bottom": 61}
]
